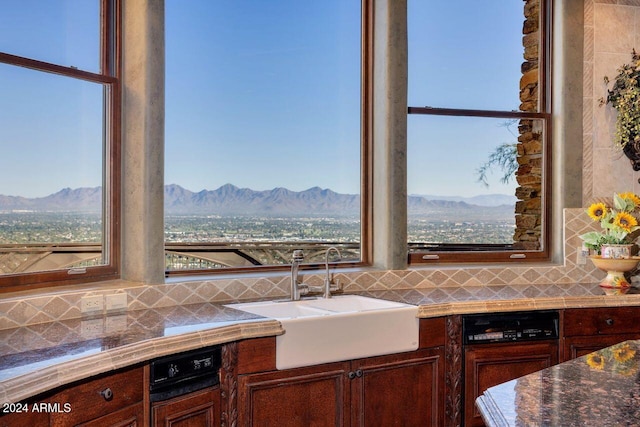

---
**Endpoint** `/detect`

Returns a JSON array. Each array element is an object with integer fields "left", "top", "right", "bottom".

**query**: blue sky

[
  {"left": 0, "top": 1, "right": 524, "bottom": 199},
  {"left": 165, "top": 0, "right": 361, "bottom": 195},
  {"left": 0, "top": 1, "right": 101, "bottom": 198},
  {"left": 407, "top": 1, "right": 523, "bottom": 197}
]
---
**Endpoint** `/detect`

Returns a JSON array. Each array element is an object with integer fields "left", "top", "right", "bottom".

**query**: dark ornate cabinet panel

[
  {"left": 238, "top": 361, "right": 351, "bottom": 427},
  {"left": 464, "top": 341, "right": 558, "bottom": 427},
  {"left": 563, "top": 307, "right": 640, "bottom": 361},
  {"left": 350, "top": 348, "right": 444, "bottom": 427},
  {"left": 237, "top": 350, "right": 444, "bottom": 427},
  {"left": 445, "top": 315, "right": 463, "bottom": 427},
  {"left": 152, "top": 386, "right": 221, "bottom": 427}
]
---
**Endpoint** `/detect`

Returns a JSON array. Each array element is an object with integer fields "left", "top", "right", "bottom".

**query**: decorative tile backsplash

[{"left": 0, "top": 209, "right": 603, "bottom": 330}]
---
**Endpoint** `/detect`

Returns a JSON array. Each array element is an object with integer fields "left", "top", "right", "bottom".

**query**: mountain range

[
  {"left": 0, "top": 184, "right": 516, "bottom": 217},
  {"left": 0, "top": 187, "right": 103, "bottom": 213}
]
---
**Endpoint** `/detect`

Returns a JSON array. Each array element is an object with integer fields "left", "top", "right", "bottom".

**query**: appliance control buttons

[{"left": 168, "top": 363, "right": 179, "bottom": 378}]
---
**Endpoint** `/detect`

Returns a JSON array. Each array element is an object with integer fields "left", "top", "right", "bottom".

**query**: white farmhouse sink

[
  {"left": 226, "top": 295, "right": 419, "bottom": 369},
  {"left": 226, "top": 300, "right": 330, "bottom": 319}
]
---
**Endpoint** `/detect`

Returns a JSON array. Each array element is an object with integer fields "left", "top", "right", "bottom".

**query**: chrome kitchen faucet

[
  {"left": 323, "top": 246, "right": 342, "bottom": 298},
  {"left": 290, "top": 248, "right": 342, "bottom": 300},
  {"left": 290, "top": 250, "right": 307, "bottom": 300}
]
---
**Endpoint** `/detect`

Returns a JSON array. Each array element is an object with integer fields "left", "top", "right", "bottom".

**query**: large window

[
  {"left": 165, "top": 0, "right": 366, "bottom": 273},
  {"left": 0, "top": 0, "right": 120, "bottom": 290},
  {"left": 407, "top": 0, "right": 550, "bottom": 263}
]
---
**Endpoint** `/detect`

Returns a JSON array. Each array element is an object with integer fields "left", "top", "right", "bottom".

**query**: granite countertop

[
  {"left": 0, "top": 303, "right": 283, "bottom": 405},
  {"left": 2, "top": 282, "right": 640, "bottom": 405},
  {"left": 476, "top": 339, "right": 640, "bottom": 427},
  {"left": 360, "top": 282, "right": 640, "bottom": 316}
]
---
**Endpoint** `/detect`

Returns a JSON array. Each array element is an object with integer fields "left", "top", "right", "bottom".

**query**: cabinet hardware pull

[
  {"left": 100, "top": 388, "right": 113, "bottom": 401},
  {"left": 348, "top": 370, "right": 363, "bottom": 379},
  {"left": 605, "top": 318, "right": 614, "bottom": 326}
]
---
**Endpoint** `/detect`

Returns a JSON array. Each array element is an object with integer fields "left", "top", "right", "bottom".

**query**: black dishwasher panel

[
  {"left": 463, "top": 310, "right": 559, "bottom": 345},
  {"left": 149, "top": 345, "right": 221, "bottom": 403}
]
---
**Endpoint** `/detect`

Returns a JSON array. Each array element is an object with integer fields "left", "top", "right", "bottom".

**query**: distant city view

[
  {"left": 0, "top": 212, "right": 102, "bottom": 244},
  {"left": 0, "top": 184, "right": 516, "bottom": 272},
  {"left": 165, "top": 215, "right": 361, "bottom": 243},
  {"left": 0, "top": 184, "right": 516, "bottom": 246},
  {"left": 0, "top": 212, "right": 514, "bottom": 245}
]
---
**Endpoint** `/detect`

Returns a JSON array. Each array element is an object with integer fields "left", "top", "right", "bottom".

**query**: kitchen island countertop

[{"left": 477, "top": 339, "right": 640, "bottom": 427}]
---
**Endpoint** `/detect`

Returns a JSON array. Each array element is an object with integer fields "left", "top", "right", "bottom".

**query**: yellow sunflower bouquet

[
  {"left": 580, "top": 192, "right": 640, "bottom": 253},
  {"left": 586, "top": 341, "right": 638, "bottom": 376}
]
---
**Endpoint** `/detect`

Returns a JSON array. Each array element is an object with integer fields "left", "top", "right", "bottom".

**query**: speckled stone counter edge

[{"left": 0, "top": 320, "right": 282, "bottom": 406}]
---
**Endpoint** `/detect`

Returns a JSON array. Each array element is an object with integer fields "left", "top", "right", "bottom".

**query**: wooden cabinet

[
  {"left": 152, "top": 386, "right": 221, "bottom": 427},
  {"left": 0, "top": 366, "right": 145, "bottom": 427},
  {"left": 49, "top": 365, "right": 145, "bottom": 427},
  {"left": 350, "top": 348, "right": 443, "bottom": 427},
  {"left": 464, "top": 341, "right": 558, "bottom": 427},
  {"left": 238, "top": 360, "right": 351, "bottom": 426},
  {"left": 238, "top": 349, "right": 443, "bottom": 427},
  {"left": 563, "top": 307, "right": 640, "bottom": 360},
  {"left": 236, "top": 317, "right": 445, "bottom": 427}
]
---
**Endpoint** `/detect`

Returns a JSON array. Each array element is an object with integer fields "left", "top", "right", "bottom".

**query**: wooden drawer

[
  {"left": 49, "top": 366, "right": 143, "bottom": 426},
  {"left": 77, "top": 402, "right": 144, "bottom": 427},
  {"left": 564, "top": 307, "right": 640, "bottom": 337}
]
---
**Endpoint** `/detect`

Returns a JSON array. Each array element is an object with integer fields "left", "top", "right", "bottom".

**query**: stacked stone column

[{"left": 514, "top": 0, "right": 543, "bottom": 250}]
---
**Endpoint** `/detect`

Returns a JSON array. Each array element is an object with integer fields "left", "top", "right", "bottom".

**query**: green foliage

[
  {"left": 600, "top": 50, "right": 640, "bottom": 149},
  {"left": 476, "top": 142, "right": 518, "bottom": 187},
  {"left": 476, "top": 120, "right": 519, "bottom": 188}
]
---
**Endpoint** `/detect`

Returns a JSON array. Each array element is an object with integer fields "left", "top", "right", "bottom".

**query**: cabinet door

[
  {"left": 564, "top": 333, "right": 640, "bottom": 360},
  {"left": 350, "top": 348, "right": 444, "bottom": 427},
  {"left": 464, "top": 341, "right": 558, "bottom": 427},
  {"left": 152, "top": 387, "right": 220, "bottom": 427},
  {"left": 238, "top": 362, "right": 350, "bottom": 427},
  {"left": 563, "top": 308, "right": 640, "bottom": 361}
]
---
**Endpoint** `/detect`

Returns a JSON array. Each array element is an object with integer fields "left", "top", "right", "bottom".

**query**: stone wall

[{"left": 514, "top": 0, "right": 543, "bottom": 250}]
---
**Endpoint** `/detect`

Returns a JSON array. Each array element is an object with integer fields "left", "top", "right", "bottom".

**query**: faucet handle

[
  {"left": 328, "top": 278, "right": 342, "bottom": 293},
  {"left": 306, "top": 285, "right": 324, "bottom": 294},
  {"left": 323, "top": 275, "right": 342, "bottom": 299}
]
